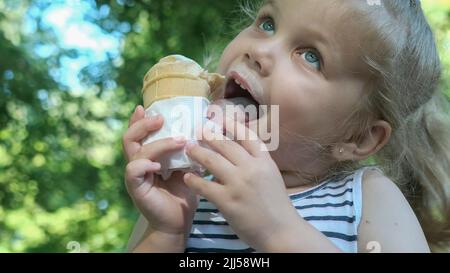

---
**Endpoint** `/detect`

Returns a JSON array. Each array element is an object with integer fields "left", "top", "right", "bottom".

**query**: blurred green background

[{"left": 0, "top": 0, "right": 449, "bottom": 252}]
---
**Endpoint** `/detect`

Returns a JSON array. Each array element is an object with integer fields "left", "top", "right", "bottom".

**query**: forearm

[
  {"left": 132, "top": 229, "right": 188, "bottom": 253},
  {"left": 260, "top": 217, "right": 343, "bottom": 253}
]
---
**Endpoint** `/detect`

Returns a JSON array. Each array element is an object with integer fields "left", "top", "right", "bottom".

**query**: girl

[{"left": 123, "top": 0, "right": 450, "bottom": 252}]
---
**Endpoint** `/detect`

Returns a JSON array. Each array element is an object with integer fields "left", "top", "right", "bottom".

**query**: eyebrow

[
  {"left": 263, "top": 0, "right": 280, "bottom": 15},
  {"left": 263, "top": 0, "right": 336, "bottom": 75},
  {"left": 264, "top": 0, "right": 330, "bottom": 50},
  {"left": 300, "top": 26, "right": 333, "bottom": 64}
]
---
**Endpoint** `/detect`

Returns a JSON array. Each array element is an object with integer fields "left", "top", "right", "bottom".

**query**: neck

[
  {"left": 281, "top": 170, "right": 325, "bottom": 194},
  {"left": 271, "top": 136, "right": 338, "bottom": 194}
]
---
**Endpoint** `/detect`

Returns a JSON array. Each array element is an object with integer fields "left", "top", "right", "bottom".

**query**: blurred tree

[
  {"left": 84, "top": 0, "right": 242, "bottom": 103},
  {"left": 422, "top": 0, "right": 450, "bottom": 99},
  {"left": 0, "top": 0, "right": 240, "bottom": 252}
]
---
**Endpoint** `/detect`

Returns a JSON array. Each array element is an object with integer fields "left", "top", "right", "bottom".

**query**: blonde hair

[
  {"left": 234, "top": 0, "right": 450, "bottom": 250},
  {"left": 339, "top": 0, "right": 450, "bottom": 251},
  {"left": 326, "top": 0, "right": 450, "bottom": 250}
]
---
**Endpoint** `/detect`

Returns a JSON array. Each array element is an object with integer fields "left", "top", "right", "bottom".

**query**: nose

[{"left": 244, "top": 42, "right": 274, "bottom": 77}]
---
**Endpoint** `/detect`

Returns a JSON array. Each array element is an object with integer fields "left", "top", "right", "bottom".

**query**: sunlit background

[{"left": 0, "top": 0, "right": 449, "bottom": 252}]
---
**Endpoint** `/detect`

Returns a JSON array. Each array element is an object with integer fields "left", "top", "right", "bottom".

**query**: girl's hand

[
  {"left": 183, "top": 117, "right": 301, "bottom": 251},
  {"left": 123, "top": 105, "right": 198, "bottom": 236}
]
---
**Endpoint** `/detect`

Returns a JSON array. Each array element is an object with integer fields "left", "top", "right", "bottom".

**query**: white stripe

[
  {"left": 305, "top": 221, "right": 356, "bottom": 236},
  {"left": 292, "top": 193, "right": 353, "bottom": 207},
  {"left": 330, "top": 238, "right": 357, "bottom": 253},
  {"left": 194, "top": 212, "right": 226, "bottom": 222},
  {"left": 296, "top": 206, "right": 355, "bottom": 218},
  {"left": 191, "top": 225, "right": 236, "bottom": 235}
]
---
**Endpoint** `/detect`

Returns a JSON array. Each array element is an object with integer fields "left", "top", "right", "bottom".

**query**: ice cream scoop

[{"left": 142, "top": 55, "right": 225, "bottom": 108}]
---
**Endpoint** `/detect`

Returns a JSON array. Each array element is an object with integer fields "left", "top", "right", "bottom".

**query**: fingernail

[
  {"left": 134, "top": 106, "right": 138, "bottom": 113},
  {"left": 173, "top": 136, "right": 186, "bottom": 144}
]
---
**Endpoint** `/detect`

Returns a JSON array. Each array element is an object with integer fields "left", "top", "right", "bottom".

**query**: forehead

[{"left": 266, "top": 0, "right": 376, "bottom": 77}]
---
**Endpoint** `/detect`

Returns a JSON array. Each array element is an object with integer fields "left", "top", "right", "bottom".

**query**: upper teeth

[{"left": 234, "top": 79, "right": 247, "bottom": 90}]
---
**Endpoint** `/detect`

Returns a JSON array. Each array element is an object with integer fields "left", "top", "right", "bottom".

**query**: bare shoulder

[
  {"left": 361, "top": 169, "right": 403, "bottom": 200},
  {"left": 357, "top": 169, "right": 430, "bottom": 253}
]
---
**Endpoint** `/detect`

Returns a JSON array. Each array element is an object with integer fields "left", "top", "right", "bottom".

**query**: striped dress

[{"left": 185, "top": 167, "right": 373, "bottom": 253}]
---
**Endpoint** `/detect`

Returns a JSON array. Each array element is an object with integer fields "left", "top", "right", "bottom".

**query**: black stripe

[
  {"left": 321, "top": 178, "right": 353, "bottom": 191},
  {"left": 304, "top": 215, "right": 355, "bottom": 223},
  {"left": 289, "top": 175, "right": 350, "bottom": 201},
  {"left": 295, "top": 200, "right": 353, "bottom": 210},
  {"left": 185, "top": 247, "right": 255, "bottom": 253},
  {"left": 200, "top": 199, "right": 208, "bottom": 202},
  {"left": 196, "top": 208, "right": 219, "bottom": 213},
  {"left": 190, "top": 233, "right": 238, "bottom": 239},
  {"left": 289, "top": 182, "right": 329, "bottom": 201},
  {"left": 322, "top": 231, "right": 357, "bottom": 242},
  {"left": 193, "top": 220, "right": 228, "bottom": 226},
  {"left": 306, "top": 188, "right": 353, "bottom": 199}
]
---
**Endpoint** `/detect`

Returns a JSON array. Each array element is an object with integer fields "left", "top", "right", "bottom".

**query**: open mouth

[{"left": 224, "top": 77, "right": 262, "bottom": 122}]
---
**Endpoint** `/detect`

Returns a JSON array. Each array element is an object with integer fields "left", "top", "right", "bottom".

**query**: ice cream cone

[{"left": 142, "top": 55, "right": 225, "bottom": 108}]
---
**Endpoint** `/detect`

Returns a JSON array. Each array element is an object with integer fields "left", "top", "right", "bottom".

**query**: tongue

[
  {"left": 227, "top": 97, "right": 256, "bottom": 108},
  {"left": 208, "top": 97, "right": 258, "bottom": 125}
]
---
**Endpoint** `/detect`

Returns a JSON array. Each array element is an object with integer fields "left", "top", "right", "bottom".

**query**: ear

[{"left": 333, "top": 120, "right": 392, "bottom": 161}]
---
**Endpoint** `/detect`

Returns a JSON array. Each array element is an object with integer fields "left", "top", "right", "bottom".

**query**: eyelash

[
  {"left": 254, "top": 11, "right": 324, "bottom": 72},
  {"left": 255, "top": 11, "right": 273, "bottom": 29}
]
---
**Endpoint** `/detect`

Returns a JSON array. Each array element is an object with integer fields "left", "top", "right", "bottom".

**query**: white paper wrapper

[{"left": 142, "top": 96, "right": 219, "bottom": 180}]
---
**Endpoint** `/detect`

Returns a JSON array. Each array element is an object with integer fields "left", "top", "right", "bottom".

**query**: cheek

[
  {"left": 217, "top": 41, "right": 239, "bottom": 74},
  {"left": 271, "top": 84, "right": 317, "bottom": 131},
  {"left": 273, "top": 83, "right": 340, "bottom": 139},
  {"left": 217, "top": 31, "right": 250, "bottom": 74}
]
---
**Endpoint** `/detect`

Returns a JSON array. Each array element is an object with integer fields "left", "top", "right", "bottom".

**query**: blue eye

[
  {"left": 258, "top": 18, "right": 275, "bottom": 35},
  {"left": 301, "top": 51, "right": 321, "bottom": 70}
]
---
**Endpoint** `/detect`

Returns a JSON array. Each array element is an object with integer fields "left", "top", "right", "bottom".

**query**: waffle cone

[{"left": 142, "top": 55, "right": 225, "bottom": 108}]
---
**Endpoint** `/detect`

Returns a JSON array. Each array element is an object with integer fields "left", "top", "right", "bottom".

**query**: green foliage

[
  {"left": 0, "top": 0, "right": 448, "bottom": 252},
  {"left": 0, "top": 0, "right": 239, "bottom": 252},
  {"left": 422, "top": 0, "right": 450, "bottom": 99}
]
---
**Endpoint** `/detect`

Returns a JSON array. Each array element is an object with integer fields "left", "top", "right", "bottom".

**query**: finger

[
  {"left": 223, "top": 116, "right": 267, "bottom": 158},
  {"left": 128, "top": 105, "right": 146, "bottom": 128},
  {"left": 183, "top": 172, "right": 223, "bottom": 200},
  {"left": 199, "top": 126, "right": 249, "bottom": 165},
  {"left": 133, "top": 137, "right": 187, "bottom": 161},
  {"left": 125, "top": 116, "right": 164, "bottom": 143},
  {"left": 186, "top": 142, "right": 235, "bottom": 182},
  {"left": 124, "top": 106, "right": 145, "bottom": 161},
  {"left": 123, "top": 116, "right": 164, "bottom": 160},
  {"left": 125, "top": 159, "right": 161, "bottom": 193}
]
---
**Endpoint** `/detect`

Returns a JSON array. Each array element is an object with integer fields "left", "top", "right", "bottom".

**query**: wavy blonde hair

[
  {"left": 349, "top": 0, "right": 450, "bottom": 251},
  {"left": 234, "top": 0, "right": 450, "bottom": 251}
]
